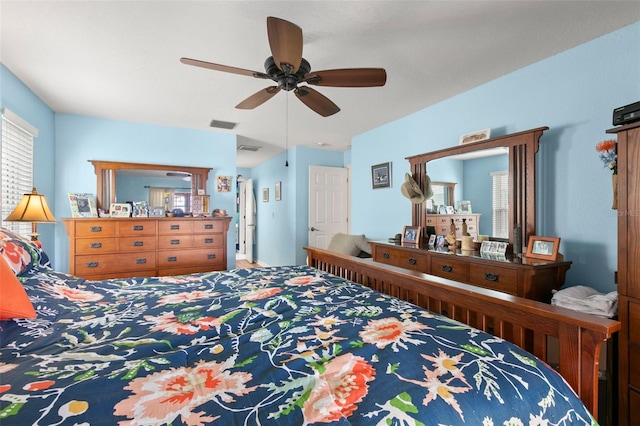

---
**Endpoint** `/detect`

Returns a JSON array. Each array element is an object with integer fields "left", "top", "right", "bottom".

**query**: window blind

[
  {"left": 1, "top": 108, "right": 38, "bottom": 236},
  {"left": 491, "top": 171, "right": 509, "bottom": 238}
]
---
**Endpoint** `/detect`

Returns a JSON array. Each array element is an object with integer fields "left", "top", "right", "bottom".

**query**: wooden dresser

[
  {"left": 425, "top": 214, "right": 481, "bottom": 239},
  {"left": 63, "top": 217, "right": 231, "bottom": 280},
  {"left": 369, "top": 241, "right": 571, "bottom": 302},
  {"left": 608, "top": 121, "right": 640, "bottom": 425}
]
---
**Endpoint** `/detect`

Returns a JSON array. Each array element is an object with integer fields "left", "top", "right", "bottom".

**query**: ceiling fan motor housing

[{"left": 264, "top": 56, "right": 311, "bottom": 91}]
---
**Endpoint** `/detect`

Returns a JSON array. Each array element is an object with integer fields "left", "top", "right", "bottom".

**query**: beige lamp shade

[{"left": 5, "top": 188, "right": 56, "bottom": 223}]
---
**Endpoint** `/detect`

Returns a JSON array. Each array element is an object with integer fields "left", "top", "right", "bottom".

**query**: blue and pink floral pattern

[{"left": 0, "top": 265, "right": 596, "bottom": 425}]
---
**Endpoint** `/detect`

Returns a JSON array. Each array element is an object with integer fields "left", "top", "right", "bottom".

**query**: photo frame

[
  {"left": 262, "top": 188, "right": 269, "bottom": 202},
  {"left": 68, "top": 193, "right": 98, "bottom": 218},
  {"left": 371, "top": 162, "right": 391, "bottom": 189},
  {"left": 457, "top": 200, "right": 472, "bottom": 214},
  {"left": 217, "top": 176, "right": 232, "bottom": 192},
  {"left": 132, "top": 201, "right": 149, "bottom": 218},
  {"left": 192, "top": 195, "right": 210, "bottom": 216},
  {"left": 401, "top": 225, "right": 421, "bottom": 245},
  {"left": 435, "top": 235, "right": 446, "bottom": 251},
  {"left": 459, "top": 128, "right": 491, "bottom": 145},
  {"left": 526, "top": 236, "right": 561, "bottom": 261},
  {"left": 109, "top": 202, "right": 131, "bottom": 218},
  {"left": 150, "top": 206, "right": 165, "bottom": 217},
  {"left": 428, "top": 234, "right": 436, "bottom": 248},
  {"left": 445, "top": 205, "right": 455, "bottom": 214},
  {"left": 275, "top": 181, "right": 281, "bottom": 201}
]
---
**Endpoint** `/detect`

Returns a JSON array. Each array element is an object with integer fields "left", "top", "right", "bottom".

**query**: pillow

[
  {"left": 0, "top": 253, "right": 36, "bottom": 320},
  {"left": 0, "top": 228, "right": 51, "bottom": 276},
  {"left": 327, "top": 233, "right": 371, "bottom": 256}
]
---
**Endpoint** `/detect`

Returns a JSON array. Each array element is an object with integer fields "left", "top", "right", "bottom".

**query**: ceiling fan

[{"left": 180, "top": 16, "right": 387, "bottom": 117}]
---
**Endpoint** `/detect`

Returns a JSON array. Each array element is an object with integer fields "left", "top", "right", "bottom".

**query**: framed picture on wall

[
  {"left": 262, "top": 188, "right": 269, "bottom": 202},
  {"left": 371, "top": 162, "right": 391, "bottom": 189},
  {"left": 275, "top": 181, "right": 282, "bottom": 201}
]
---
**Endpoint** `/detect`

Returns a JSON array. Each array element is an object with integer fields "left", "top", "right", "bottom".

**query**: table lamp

[{"left": 5, "top": 188, "right": 56, "bottom": 247}]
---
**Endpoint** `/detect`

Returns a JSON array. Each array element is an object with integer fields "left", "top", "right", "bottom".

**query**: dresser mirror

[
  {"left": 406, "top": 127, "right": 548, "bottom": 246},
  {"left": 89, "top": 160, "right": 211, "bottom": 211},
  {"left": 427, "top": 148, "right": 508, "bottom": 239}
]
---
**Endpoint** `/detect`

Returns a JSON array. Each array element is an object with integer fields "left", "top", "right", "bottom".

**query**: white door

[
  {"left": 308, "top": 166, "right": 349, "bottom": 249},
  {"left": 244, "top": 178, "right": 256, "bottom": 263}
]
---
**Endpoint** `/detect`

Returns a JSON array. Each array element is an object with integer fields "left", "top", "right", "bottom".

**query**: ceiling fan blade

[
  {"left": 304, "top": 68, "right": 387, "bottom": 87},
  {"left": 267, "top": 17, "right": 303, "bottom": 74},
  {"left": 236, "top": 86, "right": 281, "bottom": 109},
  {"left": 294, "top": 86, "right": 340, "bottom": 117},
  {"left": 180, "top": 57, "right": 269, "bottom": 79}
]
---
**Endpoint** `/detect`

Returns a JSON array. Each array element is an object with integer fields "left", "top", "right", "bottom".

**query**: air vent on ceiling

[
  {"left": 237, "top": 145, "right": 262, "bottom": 152},
  {"left": 210, "top": 119, "right": 238, "bottom": 130}
]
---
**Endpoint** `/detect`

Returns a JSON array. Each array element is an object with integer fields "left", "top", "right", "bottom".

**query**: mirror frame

[
  {"left": 406, "top": 126, "right": 548, "bottom": 245},
  {"left": 89, "top": 160, "right": 212, "bottom": 211}
]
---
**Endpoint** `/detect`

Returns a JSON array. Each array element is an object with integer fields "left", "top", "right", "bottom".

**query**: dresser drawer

[
  {"left": 397, "top": 251, "right": 429, "bottom": 272},
  {"left": 158, "top": 235, "right": 195, "bottom": 249},
  {"left": 430, "top": 256, "right": 469, "bottom": 281},
  {"left": 373, "top": 247, "right": 400, "bottom": 267},
  {"left": 118, "top": 236, "right": 157, "bottom": 252},
  {"left": 193, "top": 220, "right": 225, "bottom": 233},
  {"left": 75, "top": 238, "right": 118, "bottom": 254},
  {"left": 158, "top": 220, "right": 194, "bottom": 235},
  {"left": 75, "top": 252, "right": 157, "bottom": 276},
  {"left": 468, "top": 264, "right": 518, "bottom": 295},
  {"left": 158, "top": 248, "right": 224, "bottom": 269},
  {"left": 75, "top": 221, "right": 117, "bottom": 237},
  {"left": 193, "top": 234, "right": 224, "bottom": 247},
  {"left": 118, "top": 220, "right": 156, "bottom": 236}
]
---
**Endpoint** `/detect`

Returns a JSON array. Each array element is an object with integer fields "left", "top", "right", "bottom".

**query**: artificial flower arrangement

[{"left": 596, "top": 139, "right": 617, "bottom": 175}]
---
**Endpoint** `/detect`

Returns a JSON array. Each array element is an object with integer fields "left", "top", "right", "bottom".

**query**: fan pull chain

[{"left": 285, "top": 93, "right": 289, "bottom": 167}]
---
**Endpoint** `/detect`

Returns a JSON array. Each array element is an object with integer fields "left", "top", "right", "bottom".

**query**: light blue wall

[
  {"left": 463, "top": 155, "right": 509, "bottom": 236},
  {"left": 53, "top": 114, "right": 237, "bottom": 272},
  {"left": 0, "top": 64, "right": 57, "bottom": 255},
  {"left": 250, "top": 146, "right": 344, "bottom": 266},
  {"left": 352, "top": 23, "right": 640, "bottom": 293}
]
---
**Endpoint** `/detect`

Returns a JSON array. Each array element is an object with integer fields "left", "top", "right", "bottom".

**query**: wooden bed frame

[{"left": 305, "top": 247, "right": 620, "bottom": 420}]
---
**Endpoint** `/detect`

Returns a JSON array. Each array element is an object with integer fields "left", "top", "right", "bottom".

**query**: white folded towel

[{"left": 551, "top": 285, "right": 618, "bottom": 318}]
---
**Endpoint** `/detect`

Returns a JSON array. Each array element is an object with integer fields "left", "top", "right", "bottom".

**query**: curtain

[{"left": 149, "top": 187, "right": 174, "bottom": 212}]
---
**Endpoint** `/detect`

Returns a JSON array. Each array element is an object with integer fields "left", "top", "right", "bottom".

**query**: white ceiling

[{"left": 2, "top": 1, "right": 639, "bottom": 168}]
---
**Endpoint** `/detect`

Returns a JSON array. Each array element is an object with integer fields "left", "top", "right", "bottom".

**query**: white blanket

[{"left": 551, "top": 285, "right": 618, "bottom": 318}]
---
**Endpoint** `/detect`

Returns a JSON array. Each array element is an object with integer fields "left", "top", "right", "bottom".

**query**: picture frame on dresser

[
  {"left": 401, "top": 225, "right": 421, "bottom": 245},
  {"left": 525, "top": 236, "right": 560, "bottom": 261},
  {"left": 150, "top": 206, "right": 165, "bottom": 217},
  {"left": 109, "top": 202, "right": 131, "bottom": 218},
  {"left": 68, "top": 193, "right": 98, "bottom": 218},
  {"left": 132, "top": 201, "right": 149, "bottom": 218}
]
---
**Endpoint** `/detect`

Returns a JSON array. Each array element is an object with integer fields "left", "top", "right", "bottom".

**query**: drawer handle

[
  {"left": 90, "top": 242, "right": 102, "bottom": 249},
  {"left": 207, "top": 254, "right": 216, "bottom": 259},
  {"left": 408, "top": 258, "right": 417, "bottom": 265},
  {"left": 86, "top": 261, "right": 99, "bottom": 268},
  {"left": 170, "top": 239, "right": 180, "bottom": 245},
  {"left": 441, "top": 265, "right": 453, "bottom": 273},
  {"left": 90, "top": 226, "right": 102, "bottom": 232},
  {"left": 383, "top": 253, "right": 390, "bottom": 259},
  {"left": 133, "top": 241, "right": 144, "bottom": 247},
  {"left": 204, "top": 224, "right": 213, "bottom": 229},
  {"left": 204, "top": 238, "right": 214, "bottom": 244},
  {"left": 132, "top": 225, "right": 144, "bottom": 231},
  {"left": 167, "top": 256, "right": 177, "bottom": 262},
  {"left": 170, "top": 225, "right": 180, "bottom": 230},
  {"left": 485, "top": 273, "right": 499, "bottom": 282},
  {"left": 136, "top": 258, "right": 147, "bottom": 264}
]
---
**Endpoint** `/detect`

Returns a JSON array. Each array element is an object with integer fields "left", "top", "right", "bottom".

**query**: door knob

[{"left": 310, "top": 227, "right": 318, "bottom": 231}]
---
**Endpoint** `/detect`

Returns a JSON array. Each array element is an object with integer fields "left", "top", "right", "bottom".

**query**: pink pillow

[{"left": 0, "top": 254, "right": 36, "bottom": 320}]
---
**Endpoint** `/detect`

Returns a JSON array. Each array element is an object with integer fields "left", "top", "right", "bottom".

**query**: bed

[{"left": 1, "top": 229, "right": 619, "bottom": 425}]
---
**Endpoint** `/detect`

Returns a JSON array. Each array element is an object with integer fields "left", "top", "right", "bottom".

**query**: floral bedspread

[{"left": 1, "top": 265, "right": 596, "bottom": 425}]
